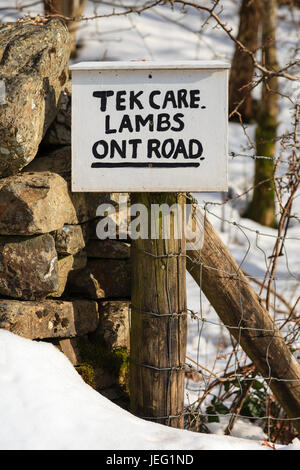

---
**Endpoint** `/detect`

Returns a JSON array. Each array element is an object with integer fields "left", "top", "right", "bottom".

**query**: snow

[
  {"left": 1, "top": 329, "right": 299, "bottom": 450},
  {"left": 0, "top": 0, "right": 300, "bottom": 450}
]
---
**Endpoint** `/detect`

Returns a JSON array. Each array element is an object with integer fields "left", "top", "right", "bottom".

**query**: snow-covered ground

[
  {"left": 0, "top": 0, "right": 299, "bottom": 450},
  {"left": 1, "top": 329, "right": 300, "bottom": 450}
]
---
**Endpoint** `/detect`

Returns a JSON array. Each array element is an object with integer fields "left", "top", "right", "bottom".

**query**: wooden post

[
  {"left": 130, "top": 193, "right": 187, "bottom": 428},
  {"left": 186, "top": 206, "right": 300, "bottom": 433}
]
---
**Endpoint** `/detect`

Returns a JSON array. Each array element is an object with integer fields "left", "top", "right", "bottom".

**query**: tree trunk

[
  {"left": 246, "top": 0, "right": 278, "bottom": 227},
  {"left": 130, "top": 193, "right": 187, "bottom": 428},
  {"left": 186, "top": 207, "right": 300, "bottom": 433},
  {"left": 229, "top": 0, "right": 261, "bottom": 122},
  {"left": 44, "top": 0, "right": 87, "bottom": 57}
]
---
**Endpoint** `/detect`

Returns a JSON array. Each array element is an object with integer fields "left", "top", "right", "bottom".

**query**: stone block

[
  {"left": 0, "top": 19, "right": 71, "bottom": 176},
  {"left": 0, "top": 299, "right": 99, "bottom": 339}
]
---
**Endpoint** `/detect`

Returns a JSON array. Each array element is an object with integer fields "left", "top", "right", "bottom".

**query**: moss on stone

[
  {"left": 76, "top": 335, "right": 129, "bottom": 391},
  {"left": 75, "top": 363, "right": 96, "bottom": 389}
]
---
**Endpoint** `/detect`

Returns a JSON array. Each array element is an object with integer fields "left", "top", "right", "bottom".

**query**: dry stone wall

[{"left": 0, "top": 19, "right": 131, "bottom": 407}]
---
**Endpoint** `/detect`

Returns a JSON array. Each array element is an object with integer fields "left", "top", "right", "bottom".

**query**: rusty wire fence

[
  {"left": 185, "top": 212, "right": 299, "bottom": 443},
  {"left": 125, "top": 150, "right": 300, "bottom": 445},
  {"left": 155, "top": 151, "right": 300, "bottom": 445}
]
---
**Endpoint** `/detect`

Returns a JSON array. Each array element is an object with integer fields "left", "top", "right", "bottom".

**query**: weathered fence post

[{"left": 129, "top": 192, "right": 187, "bottom": 428}]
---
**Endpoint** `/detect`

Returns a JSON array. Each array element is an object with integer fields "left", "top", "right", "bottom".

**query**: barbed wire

[{"left": 229, "top": 152, "right": 300, "bottom": 167}]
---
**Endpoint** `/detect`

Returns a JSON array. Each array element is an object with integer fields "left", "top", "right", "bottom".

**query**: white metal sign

[{"left": 70, "top": 61, "right": 229, "bottom": 192}]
